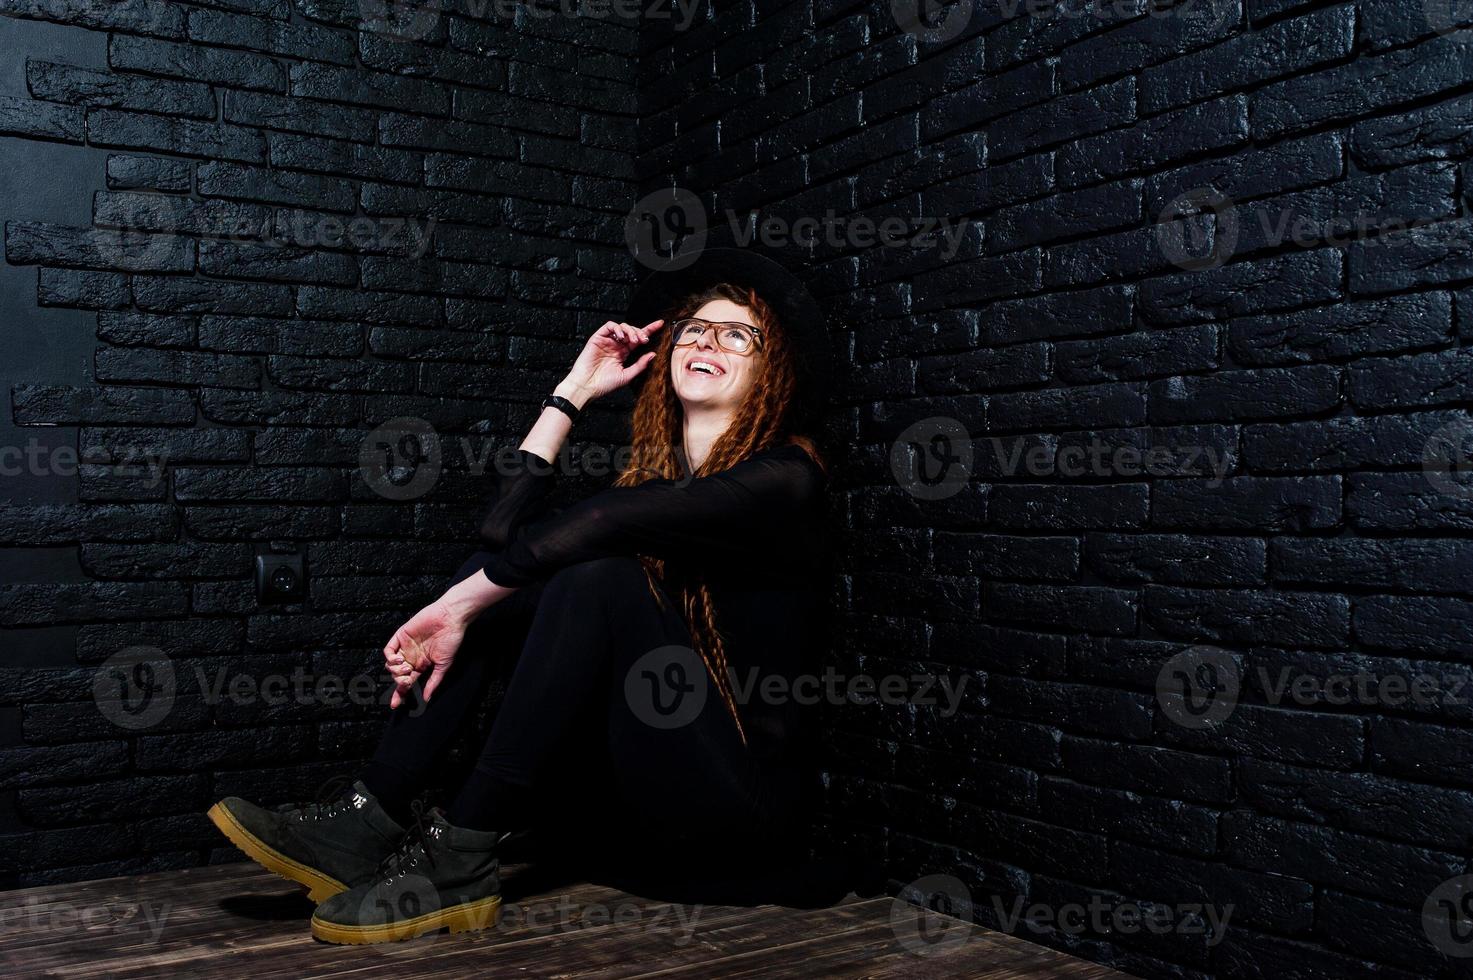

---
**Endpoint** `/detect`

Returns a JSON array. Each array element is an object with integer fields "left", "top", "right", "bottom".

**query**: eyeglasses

[{"left": 671, "top": 317, "right": 764, "bottom": 355}]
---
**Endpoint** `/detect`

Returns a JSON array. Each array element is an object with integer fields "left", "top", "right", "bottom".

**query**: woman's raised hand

[
  {"left": 382, "top": 598, "right": 467, "bottom": 709},
  {"left": 560, "top": 319, "right": 664, "bottom": 405}
]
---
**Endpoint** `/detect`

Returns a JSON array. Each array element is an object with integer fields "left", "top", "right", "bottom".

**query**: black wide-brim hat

[{"left": 626, "top": 231, "right": 837, "bottom": 441}]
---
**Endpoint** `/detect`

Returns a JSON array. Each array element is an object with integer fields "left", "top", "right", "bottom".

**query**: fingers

[
  {"left": 620, "top": 350, "right": 657, "bottom": 382},
  {"left": 601, "top": 320, "right": 663, "bottom": 349},
  {"left": 422, "top": 662, "right": 451, "bottom": 703}
]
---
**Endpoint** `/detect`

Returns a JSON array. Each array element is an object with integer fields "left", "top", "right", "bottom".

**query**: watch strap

[{"left": 541, "top": 393, "right": 580, "bottom": 421}]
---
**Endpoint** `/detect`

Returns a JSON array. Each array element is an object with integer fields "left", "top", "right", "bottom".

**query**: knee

[{"left": 542, "top": 556, "right": 649, "bottom": 602}]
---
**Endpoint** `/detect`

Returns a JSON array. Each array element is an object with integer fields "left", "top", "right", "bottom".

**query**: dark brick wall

[
  {"left": 0, "top": 1, "right": 640, "bottom": 885},
  {"left": 6, "top": 0, "right": 1473, "bottom": 975},
  {"left": 637, "top": 1, "right": 1473, "bottom": 978}
]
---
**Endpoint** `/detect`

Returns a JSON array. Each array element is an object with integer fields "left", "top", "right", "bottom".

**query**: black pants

[{"left": 365, "top": 552, "right": 797, "bottom": 869}]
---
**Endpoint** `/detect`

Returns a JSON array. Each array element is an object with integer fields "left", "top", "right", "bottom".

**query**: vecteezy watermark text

[
  {"left": 626, "top": 187, "right": 973, "bottom": 270},
  {"left": 624, "top": 647, "right": 973, "bottom": 731},
  {"left": 359, "top": 417, "right": 696, "bottom": 501},
  {"left": 0, "top": 438, "right": 167, "bottom": 486},
  {"left": 1156, "top": 645, "right": 1473, "bottom": 730},
  {"left": 889, "top": 417, "right": 1233, "bottom": 500},
  {"left": 92, "top": 647, "right": 425, "bottom": 732}
]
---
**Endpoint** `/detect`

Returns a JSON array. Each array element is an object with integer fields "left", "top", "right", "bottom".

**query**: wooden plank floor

[{"left": 0, "top": 861, "right": 1134, "bottom": 978}]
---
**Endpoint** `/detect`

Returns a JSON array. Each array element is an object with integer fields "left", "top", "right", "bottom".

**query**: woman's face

[{"left": 670, "top": 298, "right": 763, "bottom": 413}]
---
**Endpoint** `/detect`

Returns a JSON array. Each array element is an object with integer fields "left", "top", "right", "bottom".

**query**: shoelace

[
  {"left": 283, "top": 774, "right": 355, "bottom": 822},
  {"left": 377, "top": 799, "right": 439, "bottom": 880}
]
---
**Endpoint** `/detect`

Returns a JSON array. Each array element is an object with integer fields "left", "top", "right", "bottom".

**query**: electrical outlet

[{"left": 255, "top": 548, "right": 306, "bottom": 605}]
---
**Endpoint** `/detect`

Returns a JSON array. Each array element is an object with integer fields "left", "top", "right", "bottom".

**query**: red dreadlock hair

[{"left": 613, "top": 282, "right": 824, "bottom": 745}]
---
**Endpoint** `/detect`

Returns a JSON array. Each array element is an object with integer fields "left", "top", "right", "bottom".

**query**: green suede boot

[
  {"left": 310, "top": 803, "right": 503, "bottom": 945},
  {"left": 208, "top": 777, "right": 405, "bottom": 903}
]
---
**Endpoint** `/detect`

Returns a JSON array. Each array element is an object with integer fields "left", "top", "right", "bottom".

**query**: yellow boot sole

[
  {"left": 207, "top": 802, "right": 349, "bottom": 904},
  {"left": 310, "top": 894, "right": 502, "bottom": 945}
]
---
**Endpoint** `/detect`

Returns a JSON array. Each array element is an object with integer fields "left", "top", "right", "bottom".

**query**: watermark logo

[
  {"left": 1423, "top": 418, "right": 1473, "bottom": 502},
  {"left": 891, "top": 874, "right": 973, "bottom": 956},
  {"left": 1157, "top": 187, "right": 1237, "bottom": 271},
  {"left": 891, "top": 0, "right": 973, "bottom": 43},
  {"left": 1425, "top": 874, "right": 1473, "bottom": 957},
  {"left": 360, "top": 417, "right": 443, "bottom": 501},
  {"left": 891, "top": 417, "right": 974, "bottom": 501},
  {"left": 358, "top": 0, "right": 446, "bottom": 41},
  {"left": 1156, "top": 645, "right": 1240, "bottom": 730},
  {"left": 356, "top": 421, "right": 690, "bottom": 501},
  {"left": 93, "top": 646, "right": 176, "bottom": 731},
  {"left": 625, "top": 644, "right": 709, "bottom": 730},
  {"left": 627, "top": 187, "right": 709, "bottom": 271}
]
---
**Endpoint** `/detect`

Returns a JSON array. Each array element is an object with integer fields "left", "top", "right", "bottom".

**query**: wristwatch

[{"left": 541, "top": 393, "right": 580, "bottom": 421}]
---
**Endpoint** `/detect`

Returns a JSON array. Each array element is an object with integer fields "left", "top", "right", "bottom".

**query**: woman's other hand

[
  {"left": 383, "top": 570, "right": 517, "bottom": 708},
  {"left": 558, "top": 318, "right": 664, "bottom": 407},
  {"left": 383, "top": 598, "right": 466, "bottom": 708}
]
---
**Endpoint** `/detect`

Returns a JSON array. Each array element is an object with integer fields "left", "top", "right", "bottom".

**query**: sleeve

[
  {"left": 476, "top": 447, "right": 558, "bottom": 551},
  {"left": 479, "top": 447, "right": 825, "bottom": 588}
]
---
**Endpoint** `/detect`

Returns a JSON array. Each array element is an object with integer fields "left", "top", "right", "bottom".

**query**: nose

[{"left": 694, "top": 327, "right": 717, "bottom": 351}]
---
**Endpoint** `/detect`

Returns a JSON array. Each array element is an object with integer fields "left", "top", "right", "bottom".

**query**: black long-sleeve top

[{"left": 474, "top": 442, "right": 831, "bottom": 770}]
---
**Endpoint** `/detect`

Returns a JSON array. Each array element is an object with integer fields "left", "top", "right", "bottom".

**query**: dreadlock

[{"left": 613, "top": 282, "right": 824, "bottom": 746}]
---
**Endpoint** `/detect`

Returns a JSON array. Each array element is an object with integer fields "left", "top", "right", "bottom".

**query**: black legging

[{"left": 362, "top": 551, "right": 797, "bottom": 860}]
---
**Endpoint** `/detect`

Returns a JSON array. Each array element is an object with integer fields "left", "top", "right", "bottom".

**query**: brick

[
  {"left": 105, "top": 154, "right": 192, "bottom": 193},
  {"left": 108, "top": 34, "right": 286, "bottom": 92},
  {"left": 1244, "top": 410, "right": 1470, "bottom": 472},
  {"left": 1348, "top": 349, "right": 1473, "bottom": 410},
  {"left": 1355, "top": 595, "right": 1473, "bottom": 658},
  {"left": 87, "top": 109, "right": 266, "bottom": 164},
  {"left": 0, "top": 583, "right": 187, "bottom": 625},
  {"left": 27, "top": 60, "right": 214, "bottom": 118},
  {"left": 95, "top": 347, "right": 259, "bottom": 389},
  {"left": 5, "top": 221, "right": 192, "bottom": 273},
  {"left": 1057, "top": 96, "right": 1249, "bottom": 189},
  {"left": 1348, "top": 472, "right": 1473, "bottom": 531},
  {"left": 1152, "top": 476, "right": 1341, "bottom": 531},
  {"left": 0, "top": 92, "right": 83, "bottom": 141},
  {"left": 1353, "top": 91, "right": 1473, "bottom": 168},
  {"left": 186, "top": 7, "right": 355, "bottom": 64},
  {"left": 12, "top": 384, "right": 194, "bottom": 425},
  {"left": 1253, "top": 34, "right": 1473, "bottom": 139},
  {"left": 1147, "top": 366, "right": 1340, "bottom": 423},
  {"left": 1140, "top": 250, "right": 1343, "bottom": 324},
  {"left": 1086, "top": 534, "right": 1266, "bottom": 586},
  {"left": 987, "top": 77, "right": 1136, "bottom": 162},
  {"left": 1227, "top": 292, "right": 1452, "bottom": 366},
  {"left": 38, "top": 268, "right": 130, "bottom": 309},
  {"left": 1145, "top": 585, "right": 1349, "bottom": 646},
  {"left": 1141, "top": 6, "right": 1353, "bottom": 113},
  {"left": 290, "top": 62, "right": 450, "bottom": 115},
  {"left": 0, "top": 0, "right": 184, "bottom": 37}
]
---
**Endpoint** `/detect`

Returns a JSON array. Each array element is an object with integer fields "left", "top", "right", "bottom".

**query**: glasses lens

[
  {"left": 719, "top": 326, "right": 752, "bottom": 352},
  {"left": 674, "top": 320, "right": 703, "bottom": 344}
]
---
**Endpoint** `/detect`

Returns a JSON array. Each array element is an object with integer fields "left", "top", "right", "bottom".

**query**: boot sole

[
  {"left": 310, "top": 895, "right": 502, "bottom": 945},
  {"left": 207, "top": 802, "right": 349, "bottom": 904}
]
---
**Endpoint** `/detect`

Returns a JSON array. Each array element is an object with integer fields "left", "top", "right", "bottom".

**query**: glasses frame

[{"left": 670, "top": 317, "right": 764, "bottom": 355}]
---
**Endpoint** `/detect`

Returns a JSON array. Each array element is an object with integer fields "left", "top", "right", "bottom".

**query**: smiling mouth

[{"left": 686, "top": 359, "right": 725, "bottom": 377}]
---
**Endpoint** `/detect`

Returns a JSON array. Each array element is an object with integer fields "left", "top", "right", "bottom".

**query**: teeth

[{"left": 690, "top": 361, "right": 721, "bottom": 375}]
